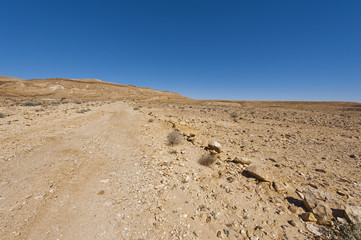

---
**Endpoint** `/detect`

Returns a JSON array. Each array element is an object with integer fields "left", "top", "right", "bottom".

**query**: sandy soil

[{"left": 0, "top": 98, "right": 360, "bottom": 240}]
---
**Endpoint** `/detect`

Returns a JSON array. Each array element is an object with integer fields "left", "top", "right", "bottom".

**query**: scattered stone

[
  {"left": 296, "top": 190, "right": 304, "bottom": 199},
  {"left": 182, "top": 175, "right": 190, "bottom": 183},
  {"left": 288, "top": 205, "right": 301, "bottom": 214},
  {"left": 344, "top": 205, "right": 361, "bottom": 225},
  {"left": 337, "top": 190, "right": 347, "bottom": 196},
  {"left": 223, "top": 229, "right": 230, "bottom": 238},
  {"left": 288, "top": 220, "right": 296, "bottom": 227},
  {"left": 349, "top": 154, "right": 357, "bottom": 159},
  {"left": 100, "top": 179, "right": 110, "bottom": 183},
  {"left": 305, "top": 223, "right": 323, "bottom": 236},
  {"left": 302, "top": 189, "right": 333, "bottom": 211},
  {"left": 336, "top": 217, "right": 348, "bottom": 225},
  {"left": 244, "top": 165, "right": 271, "bottom": 182},
  {"left": 301, "top": 212, "right": 317, "bottom": 222},
  {"left": 273, "top": 181, "right": 287, "bottom": 193},
  {"left": 232, "top": 157, "right": 252, "bottom": 165},
  {"left": 312, "top": 203, "right": 332, "bottom": 222},
  {"left": 208, "top": 141, "right": 222, "bottom": 153}
]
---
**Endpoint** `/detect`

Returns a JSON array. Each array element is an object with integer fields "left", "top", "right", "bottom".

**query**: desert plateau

[{"left": 0, "top": 76, "right": 360, "bottom": 240}]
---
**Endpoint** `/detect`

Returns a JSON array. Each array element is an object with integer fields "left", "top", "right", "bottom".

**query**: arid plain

[{"left": 0, "top": 76, "right": 360, "bottom": 239}]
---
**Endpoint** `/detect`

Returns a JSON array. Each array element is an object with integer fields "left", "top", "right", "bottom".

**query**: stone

[
  {"left": 312, "top": 203, "right": 332, "bottom": 222},
  {"left": 288, "top": 220, "right": 296, "bottom": 227},
  {"left": 305, "top": 223, "right": 323, "bottom": 236},
  {"left": 345, "top": 205, "right": 361, "bottom": 225},
  {"left": 244, "top": 165, "right": 271, "bottom": 182},
  {"left": 336, "top": 190, "right": 346, "bottom": 197},
  {"left": 288, "top": 205, "right": 301, "bottom": 214},
  {"left": 273, "top": 181, "right": 287, "bottom": 193},
  {"left": 302, "top": 189, "right": 333, "bottom": 211},
  {"left": 208, "top": 141, "right": 222, "bottom": 153},
  {"left": 232, "top": 157, "right": 252, "bottom": 165},
  {"left": 301, "top": 212, "right": 317, "bottom": 222}
]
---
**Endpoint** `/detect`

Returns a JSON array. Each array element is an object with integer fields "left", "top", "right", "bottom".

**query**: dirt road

[{"left": 1, "top": 103, "right": 162, "bottom": 239}]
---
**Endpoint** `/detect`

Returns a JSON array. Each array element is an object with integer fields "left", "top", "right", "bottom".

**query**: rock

[
  {"left": 315, "top": 169, "right": 326, "bottom": 173},
  {"left": 182, "top": 175, "right": 190, "bottom": 183},
  {"left": 349, "top": 154, "right": 357, "bottom": 159},
  {"left": 305, "top": 223, "right": 323, "bottom": 236},
  {"left": 336, "top": 190, "right": 347, "bottom": 197},
  {"left": 296, "top": 190, "right": 304, "bottom": 199},
  {"left": 216, "top": 230, "right": 222, "bottom": 238},
  {"left": 336, "top": 217, "right": 348, "bottom": 225},
  {"left": 208, "top": 141, "right": 222, "bottom": 153},
  {"left": 302, "top": 189, "right": 333, "bottom": 211},
  {"left": 288, "top": 220, "right": 296, "bottom": 227},
  {"left": 244, "top": 165, "right": 271, "bottom": 182},
  {"left": 312, "top": 203, "right": 332, "bottom": 221},
  {"left": 288, "top": 205, "right": 301, "bottom": 214},
  {"left": 232, "top": 157, "right": 252, "bottom": 165},
  {"left": 301, "top": 212, "right": 317, "bottom": 222},
  {"left": 273, "top": 181, "right": 287, "bottom": 193},
  {"left": 345, "top": 205, "right": 361, "bottom": 224}
]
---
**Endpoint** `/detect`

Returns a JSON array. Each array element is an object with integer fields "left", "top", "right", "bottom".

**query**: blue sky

[{"left": 0, "top": 0, "right": 360, "bottom": 102}]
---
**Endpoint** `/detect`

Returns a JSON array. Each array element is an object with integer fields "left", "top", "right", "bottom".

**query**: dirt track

[{"left": 1, "top": 102, "right": 162, "bottom": 239}]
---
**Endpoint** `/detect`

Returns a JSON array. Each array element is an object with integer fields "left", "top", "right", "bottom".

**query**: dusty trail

[{"left": 1, "top": 103, "right": 157, "bottom": 239}]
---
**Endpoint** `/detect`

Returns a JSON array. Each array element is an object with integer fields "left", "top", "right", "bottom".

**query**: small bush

[
  {"left": 230, "top": 112, "right": 238, "bottom": 118},
  {"left": 134, "top": 107, "right": 140, "bottom": 110},
  {"left": 167, "top": 131, "right": 182, "bottom": 146},
  {"left": 198, "top": 153, "right": 217, "bottom": 166},
  {"left": 76, "top": 108, "right": 90, "bottom": 113},
  {"left": 148, "top": 118, "right": 154, "bottom": 122},
  {"left": 335, "top": 222, "right": 361, "bottom": 240},
  {"left": 0, "top": 113, "right": 5, "bottom": 118},
  {"left": 50, "top": 101, "right": 60, "bottom": 106},
  {"left": 73, "top": 100, "right": 82, "bottom": 104},
  {"left": 23, "top": 101, "right": 42, "bottom": 106}
]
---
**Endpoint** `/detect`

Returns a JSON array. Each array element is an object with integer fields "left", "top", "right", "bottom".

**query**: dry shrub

[
  {"left": 167, "top": 131, "right": 182, "bottom": 146},
  {"left": 198, "top": 153, "right": 217, "bottom": 166},
  {"left": 230, "top": 112, "right": 238, "bottom": 118},
  {"left": 0, "top": 113, "right": 4, "bottom": 118},
  {"left": 23, "top": 101, "right": 42, "bottom": 106}
]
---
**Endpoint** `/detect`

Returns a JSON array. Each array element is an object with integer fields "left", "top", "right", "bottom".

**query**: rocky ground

[{"left": 0, "top": 98, "right": 360, "bottom": 240}]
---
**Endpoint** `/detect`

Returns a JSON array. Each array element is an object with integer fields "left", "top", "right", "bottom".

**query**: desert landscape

[{"left": 0, "top": 76, "right": 360, "bottom": 240}]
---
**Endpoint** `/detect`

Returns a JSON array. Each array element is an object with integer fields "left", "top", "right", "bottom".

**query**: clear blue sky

[{"left": 1, "top": 0, "right": 360, "bottom": 102}]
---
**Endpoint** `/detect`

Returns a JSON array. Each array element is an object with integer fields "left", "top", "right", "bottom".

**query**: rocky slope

[{"left": 0, "top": 76, "right": 186, "bottom": 101}]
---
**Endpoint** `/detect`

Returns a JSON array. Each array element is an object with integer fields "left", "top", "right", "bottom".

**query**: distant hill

[{"left": 0, "top": 76, "right": 188, "bottom": 101}]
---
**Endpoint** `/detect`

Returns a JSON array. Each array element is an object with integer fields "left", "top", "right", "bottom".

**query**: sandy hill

[{"left": 0, "top": 76, "right": 187, "bottom": 101}]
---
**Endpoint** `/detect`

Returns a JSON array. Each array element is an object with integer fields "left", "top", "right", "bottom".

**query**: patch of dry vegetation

[
  {"left": 167, "top": 131, "right": 182, "bottom": 146},
  {"left": 198, "top": 153, "right": 217, "bottom": 166}
]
